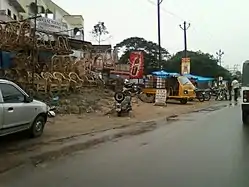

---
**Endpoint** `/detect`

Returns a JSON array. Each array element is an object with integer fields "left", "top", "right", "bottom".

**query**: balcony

[{"left": 0, "top": 10, "right": 13, "bottom": 22}]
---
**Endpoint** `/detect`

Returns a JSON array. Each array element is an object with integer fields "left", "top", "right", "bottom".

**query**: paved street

[{"left": 1, "top": 103, "right": 249, "bottom": 187}]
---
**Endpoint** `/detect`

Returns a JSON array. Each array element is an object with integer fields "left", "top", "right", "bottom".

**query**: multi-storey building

[{"left": 0, "top": 0, "right": 25, "bottom": 21}]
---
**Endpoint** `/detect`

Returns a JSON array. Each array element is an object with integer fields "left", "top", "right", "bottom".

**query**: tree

[
  {"left": 164, "top": 50, "right": 231, "bottom": 79},
  {"left": 114, "top": 37, "right": 171, "bottom": 74},
  {"left": 91, "top": 21, "right": 110, "bottom": 45}
]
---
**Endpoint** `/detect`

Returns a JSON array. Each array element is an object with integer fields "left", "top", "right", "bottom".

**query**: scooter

[{"left": 114, "top": 91, "right": 132, "bottom": 117}]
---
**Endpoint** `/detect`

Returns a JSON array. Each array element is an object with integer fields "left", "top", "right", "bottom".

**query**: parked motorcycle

[
  {"left": 203, "top": 89, "right": 212, "bottom": 101},
  {"left": 215, "top": 88, "right": 227, "bottom": 101},
  {"left": 195, "top": 89, "right": 205, "bottom": 102},
  {"left": 114, "top": 81, "right": 135, "bottom": 117}
]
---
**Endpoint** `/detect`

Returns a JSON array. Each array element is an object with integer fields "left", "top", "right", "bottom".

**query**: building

[
  {"left": 0, "top": 0, "right": 25, "bottom": 21},
  {"left": 17, "top": 0, "right": 86, "bottom": 59}
]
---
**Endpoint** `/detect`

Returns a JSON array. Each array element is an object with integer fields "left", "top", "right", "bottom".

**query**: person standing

[
  {"left": 231, "top": 77, "right": 240, "bottom": 102},
  {"left": 227, "top": 78, "right": 232, "bottom": 101}
]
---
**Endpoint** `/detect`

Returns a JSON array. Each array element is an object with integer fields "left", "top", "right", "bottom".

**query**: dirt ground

[{"left": 39, "top": 99, "right": 219, "bottom": 143}]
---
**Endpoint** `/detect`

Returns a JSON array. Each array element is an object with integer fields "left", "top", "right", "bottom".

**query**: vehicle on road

[
  {"left": 0, "top": 79, "right": 48, "bottom": 137},
  {"left": 241, "top": 60, "right": 249, "bottom": 124}
]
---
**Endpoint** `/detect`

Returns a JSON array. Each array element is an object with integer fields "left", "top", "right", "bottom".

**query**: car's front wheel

[{"left": 30, "top": 115, "right": 46, "bottom": 138}]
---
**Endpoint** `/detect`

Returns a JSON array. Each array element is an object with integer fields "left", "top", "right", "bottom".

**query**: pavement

[{"left": 1, "top": 101, "right": 248, "bottom": 187}]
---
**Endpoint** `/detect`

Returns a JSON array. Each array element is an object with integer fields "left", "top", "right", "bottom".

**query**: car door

[{"left": 0, "top": 83, "right": 32, "bottom": 129}]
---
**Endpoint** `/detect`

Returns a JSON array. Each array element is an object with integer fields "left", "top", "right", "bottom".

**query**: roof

[
  {"left": 8, "top": 0, "right": 25, "bottom": 13},
  {"left": 43, "top": 0, "right": 70, "bottom": 16},
  {"left": 63, "top": 15, "right": 84, "bottom": 28},
  {"left": 92, "top": 45, "right": 112, "bottom": 53}
]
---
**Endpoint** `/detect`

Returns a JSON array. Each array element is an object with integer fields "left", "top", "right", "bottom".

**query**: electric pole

[
  {"left": 216, "top": 49, "right": 224, "bottom": 66},
  {"left": 179, "top": 21, "right": 190, "bottom": 58},
  {"left": 157, "top": 0, "right": 163, "bottom": 69}
]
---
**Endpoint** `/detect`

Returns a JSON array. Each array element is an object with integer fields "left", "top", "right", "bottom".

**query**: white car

[{"left": 0, "top": 79, "right": 48, "bottom": 137}]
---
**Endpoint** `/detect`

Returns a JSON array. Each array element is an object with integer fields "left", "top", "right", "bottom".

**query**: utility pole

[
  {"left": 157, "top": 0, "right": 163, "bottom": 69},
  {"left": 31, "top": 0, "right": 38, "bottom": 88},
  {"left": 179, "top": 21, "right": 190, "bottom": 58},
  {"left": 216, "top": 49, "right": 224, "bottom": 66}
]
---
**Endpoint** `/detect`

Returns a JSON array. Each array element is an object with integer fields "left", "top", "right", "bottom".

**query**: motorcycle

[
  {"left": 203, "top": 89, "right": 212, "bottom": 101},
  {"left": 195, "top": 89, "right": 205, "bottom": 102},
  {"left": 114, "top": 82, "right": 135, "bottom": 117},
  {"left": 215, "top": 88, "right": 227, "bottom": 101}
]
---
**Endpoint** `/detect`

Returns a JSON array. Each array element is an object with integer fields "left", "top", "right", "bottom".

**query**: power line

[
  {"left": 146, "top": 0, "right": 216, "bottom": 49},
  {"left": 147, "top": 0, "right": 184, "bottom": 21}
]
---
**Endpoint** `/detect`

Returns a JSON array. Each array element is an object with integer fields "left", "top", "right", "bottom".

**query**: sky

[{"left": 53, "top": 0, "right": 249, "bottom": 70}]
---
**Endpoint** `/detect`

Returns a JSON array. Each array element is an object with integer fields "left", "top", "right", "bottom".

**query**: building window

[
  {"left": 7, "top": 9, "right": 11, "bottom": 16},
  {"left": 13, "top": 14, "right": 17, "bottom": 20}
]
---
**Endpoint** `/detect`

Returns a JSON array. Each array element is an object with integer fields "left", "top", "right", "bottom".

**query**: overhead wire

[{"left": 146, "top": 0, "right": 216, "bottom": 50}]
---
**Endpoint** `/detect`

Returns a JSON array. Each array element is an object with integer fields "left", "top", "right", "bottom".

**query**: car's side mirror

[{"left": 24, "top": 95, "right": 33, "bottom": 103}]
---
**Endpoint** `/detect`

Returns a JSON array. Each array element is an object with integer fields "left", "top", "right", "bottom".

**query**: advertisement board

[{"left": 129, "top": 51, "right": 144, "bottom": 79}]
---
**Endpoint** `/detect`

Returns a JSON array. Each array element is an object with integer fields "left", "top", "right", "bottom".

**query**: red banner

[{"left": 129, "top": 51, "right": 144, "bottom": 79}]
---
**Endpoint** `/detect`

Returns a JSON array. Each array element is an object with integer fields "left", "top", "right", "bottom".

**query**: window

[
  {"left": 13, "top": 14, "right": 17, "bottom": 20},
  {"left": 7, "top": 9, "right": 11, "bottom": 17},
  {"left": 0, "top": 83, "right": 24, "bottom": 103},
  {"left": 178, "top": 76, "right": 192, "bottom": 85}
]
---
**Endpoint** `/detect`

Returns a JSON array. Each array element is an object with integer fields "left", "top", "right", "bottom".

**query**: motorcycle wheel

[
  {"left": 198, "top": 94, "right": 205, "bottom": 102},
  {"left": 204, "top": 93, "right": 211, "bottom": 101},
  {"left": 117, "top": 111, "right": 122, "bottom": 117}
]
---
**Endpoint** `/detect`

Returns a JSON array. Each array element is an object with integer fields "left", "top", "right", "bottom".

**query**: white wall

[{"left": 0, "top": 0, "right": 21, "bottom": 20}]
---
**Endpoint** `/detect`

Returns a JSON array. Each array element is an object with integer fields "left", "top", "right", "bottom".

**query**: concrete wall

[{"left": 0, "top": 0, "right": 21, "bottom": 21}]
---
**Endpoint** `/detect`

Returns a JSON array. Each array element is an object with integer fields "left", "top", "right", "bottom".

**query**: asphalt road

[{"left": 1, "top": 102, "right": 249, "bottom": 187}]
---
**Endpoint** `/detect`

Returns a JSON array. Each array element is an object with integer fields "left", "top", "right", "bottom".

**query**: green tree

[
  {"left": 164, "top": 50, "right": 231, "bottom": 79},
  {"left": 114, "top": 37, "right": 171, "bottom": 74},
  {"left": 91, "top": 21, "right": 110, "bottom": 45}
]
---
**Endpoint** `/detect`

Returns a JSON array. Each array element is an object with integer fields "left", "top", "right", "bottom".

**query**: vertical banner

[
  {"left": 129, "top": 51, "right": 144, "bottom": 79},
  {"left": 181, "top": 58, "right": 190, "bottom": 75}
]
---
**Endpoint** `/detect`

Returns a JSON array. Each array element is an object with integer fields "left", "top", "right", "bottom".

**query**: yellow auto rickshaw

[{"left": 142, "top": 75, "right": 196, "bottom": 104}]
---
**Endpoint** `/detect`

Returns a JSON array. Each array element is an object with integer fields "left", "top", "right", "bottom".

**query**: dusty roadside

[{"left": 0, "top": 100, "right": 222, "bottom": 173}]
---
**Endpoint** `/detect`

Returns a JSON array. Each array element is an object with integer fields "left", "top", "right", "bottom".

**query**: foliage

[
  {"left": 164, "top": 50, "right": 231, "bottom": 79},
  {"left": 90, "top": 21, "right": 109, "bottom": 45},
  {"left": 114, "top": 37, "right": 171, "bottom": 74}
]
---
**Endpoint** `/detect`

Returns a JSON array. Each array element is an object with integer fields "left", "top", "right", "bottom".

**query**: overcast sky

[{"left": 54, "top": 0, "right": 249, "bottom": 70}]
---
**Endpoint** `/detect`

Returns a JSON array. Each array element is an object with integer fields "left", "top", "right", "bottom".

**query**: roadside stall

[{"left": 142, "top": 70, "right": 196, "bottom": 104}]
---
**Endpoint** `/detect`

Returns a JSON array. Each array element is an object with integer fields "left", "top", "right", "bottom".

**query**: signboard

[
  {"left": 181, "top": 58, "right": 190, "bottom": 75},
  {"left": 32, "top": 17, "right": 68, "bottom": 35},
  {"left": 218, "top": 76, "right": 223, "bottom": 81},
  {"left": 155, "top": 89, "right": 167, "bottom": 106},
  {"left": 129, "top": 51, "right": 144, "bottom": 79}
]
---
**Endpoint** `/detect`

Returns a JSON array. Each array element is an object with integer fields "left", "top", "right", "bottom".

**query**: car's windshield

[
  {"left": 242, "top": 61, "right": 249, "bottom": 86},
  {"left": 178, "top": 76, "right": 192, "bottom": 85}
]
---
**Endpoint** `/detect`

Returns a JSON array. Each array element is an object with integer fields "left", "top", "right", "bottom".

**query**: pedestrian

[
  {"left": 227, "top": 78, "right": 232, "bottom": 102},
  {"left": 231, "top": 77, "right": 240, "bottom": 102}
]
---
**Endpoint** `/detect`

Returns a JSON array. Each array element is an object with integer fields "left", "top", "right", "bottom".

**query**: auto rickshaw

[{"left": 142, "top": 75, "right": 196, "bottom": 104}]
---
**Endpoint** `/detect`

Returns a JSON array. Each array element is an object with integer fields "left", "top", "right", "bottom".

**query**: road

[{"left": 1, "top": 103, "right": 249, "bottom": 187}]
